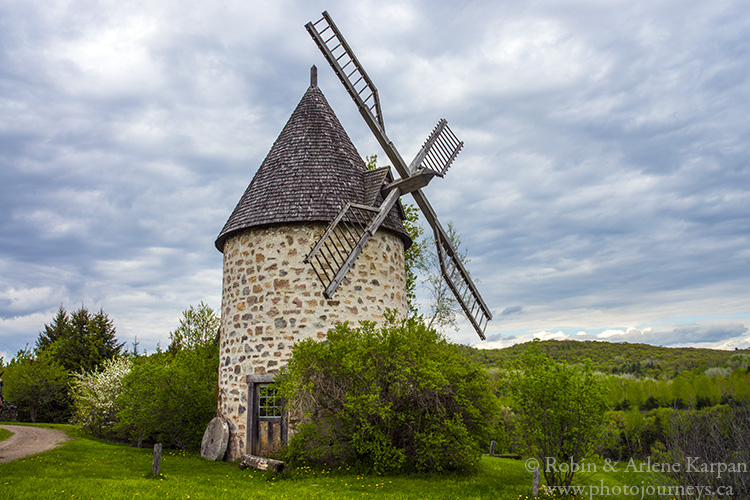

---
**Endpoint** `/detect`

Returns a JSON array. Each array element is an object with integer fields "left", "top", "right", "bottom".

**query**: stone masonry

[{"left": 217, "top": 222, "right": 407, "bottom": 460}]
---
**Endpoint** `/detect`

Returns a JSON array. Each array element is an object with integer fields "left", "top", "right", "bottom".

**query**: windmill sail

[
  {"left": 409, "top": 119, "right": 463, "bottom": 176},
  {"left": 306, "top": 12, "right": 493, "bottom": 339},
  {"left": 434, "top": 229, "right": 491, "bottom": 340},
  {"left": 306, "top": 12, "right": 409, "bottom": 170},
  {"left": 305, "top": 189, "right": 402, "bottom": 299},
  {"left": 306, "top": 12, "right": 385, "bottom": 132}
]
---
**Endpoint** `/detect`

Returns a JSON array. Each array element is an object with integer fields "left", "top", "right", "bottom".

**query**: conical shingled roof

[{"left": 215, "top": 77, "right": 411, "bottom": 253}]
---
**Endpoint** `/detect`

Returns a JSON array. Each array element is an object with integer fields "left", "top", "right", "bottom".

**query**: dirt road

[{"left": 0, "top": 425, "right": 71, "bottom": 463}]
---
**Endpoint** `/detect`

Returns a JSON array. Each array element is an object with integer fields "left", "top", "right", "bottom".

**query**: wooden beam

[
  {"left": 239, "top": 454, "right": 287, "bottom": 474},
  {"left": 381, "top": 169, "right": 438, "bottom": 196}
]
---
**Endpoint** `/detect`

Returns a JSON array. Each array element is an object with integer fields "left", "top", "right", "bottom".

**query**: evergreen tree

[
  {"left": 36, "top": 305, "right": 124, "bottom": 373},
  {"left": 35, "top": 306, "right": 72, "bottom": 352}
]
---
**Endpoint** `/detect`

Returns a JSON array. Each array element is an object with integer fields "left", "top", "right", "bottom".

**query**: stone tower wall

[{"left": 218, "top": 222, "right": 407, "bottom": 460}]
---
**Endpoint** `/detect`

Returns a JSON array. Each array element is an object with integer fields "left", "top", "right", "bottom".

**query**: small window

[{"left": 258, "top": 383, "right": 283, "bottom": 418}]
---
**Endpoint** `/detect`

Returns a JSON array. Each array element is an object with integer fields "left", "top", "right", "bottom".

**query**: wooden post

[
  {"left": 152, "top": 443, "right": 162, "bottom": 476},
  {"left": 489, "top": 440, "right": 496, "bottom": 456},
  {"left": 532, "top": 467, "right": 540, "bottom": 497}
]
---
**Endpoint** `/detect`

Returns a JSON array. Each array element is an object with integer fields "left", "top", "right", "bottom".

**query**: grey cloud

[
  {"left": 670, "top": 323, "right": 750, "bottom": 344},
  {"left": 1, "top": 0, "right": 749, "bottom": 357},
  {"left": 595, "top": 323, "right": 749, "bottom": 347},
  {"left": 500, "top": 306, "right": 523, "bottom": 317},
  {"left": 484, "top": 333, "right": 516, "bottom": 344}
]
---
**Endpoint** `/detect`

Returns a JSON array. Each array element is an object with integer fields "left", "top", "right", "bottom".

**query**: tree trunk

[{"left": 238, "top": 454, "right": 286, "bottom": 474}]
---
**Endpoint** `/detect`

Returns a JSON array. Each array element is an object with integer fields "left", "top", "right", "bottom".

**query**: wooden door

[{"left": 250, "top": 382, "right": 287, "bottom": 457}]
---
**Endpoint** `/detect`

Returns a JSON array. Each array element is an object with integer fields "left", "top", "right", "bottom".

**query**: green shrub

[
  {"left": 508, "top": 341, "right": 608, "bottom": 487},
  {"left": 277, "top": 314, "right": 498, "bottom": 473},
  {"left": 115, "top": 343, "right": 218, "bottom": 450},
  {"left": 114, "top": 303, "right": 220, "bottom": 450},
  {"left": 3, "top": 349, "right": 70, "bottom": 423}
]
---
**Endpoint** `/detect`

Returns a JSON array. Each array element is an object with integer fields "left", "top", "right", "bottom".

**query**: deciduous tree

[
  {"left": 364, "top": 154, "right": 469, "bottom": 327},
  {"left": 115, "top": 304, "right": 219, "bottom": 449},
  {"left": 70, "top": 356, "right": 132, "bottom": 437},
  {"left": 167, "top": 302, "right": 220, "bottom": 353},
  {"left": 508, "top": 341, "right": 607, "bottom": 487},
  {"left": 2, "top": 349, "right": 69, "bottom": 423},
  {"left": 418, "top": 221, "right": 467, "bottom": 331}
]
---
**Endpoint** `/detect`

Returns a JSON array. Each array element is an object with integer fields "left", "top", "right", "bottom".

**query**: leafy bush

[
  {"left": 115, "top": 304, "right": 219, "bottom": 449},
  {"left": 277, "top": 314, "right": 498, "bottom": 473},
  {"left": 111, "top": 302, "right": 219, "bottom": 449},
  {"left": 115, "top": 344, "right": 218, "bottom": 449},
  {"left": 507, "top": 341, "right": 607, "bottom": 487},
  {"left": 70, "top": 356, "right": 132, "bottom": 437},
  {"left": 2, "top": 349, "right": 70, "bottom": 423}
]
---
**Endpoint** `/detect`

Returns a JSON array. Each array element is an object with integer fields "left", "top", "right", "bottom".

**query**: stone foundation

[{"left": 217, "top": 222, "right": 407, "bottom": 460}]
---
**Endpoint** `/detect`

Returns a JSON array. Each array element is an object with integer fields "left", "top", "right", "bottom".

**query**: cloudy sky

[{"left": 1, "top": 0, "right": 748, "bottom": 360}]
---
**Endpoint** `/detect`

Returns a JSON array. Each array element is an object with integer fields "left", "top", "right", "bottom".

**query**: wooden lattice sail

[{"left": 305, "top": 11, "right": 492, "bottom": 339}]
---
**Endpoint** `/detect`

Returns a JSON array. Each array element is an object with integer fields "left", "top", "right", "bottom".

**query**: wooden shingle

[{"left": 215, "top": 80, "right": 411, "bottom": 253}]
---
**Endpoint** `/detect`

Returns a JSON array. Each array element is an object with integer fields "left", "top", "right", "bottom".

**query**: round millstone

[{"left": 200, "top": 417, "right": 229, "bottom": 461}]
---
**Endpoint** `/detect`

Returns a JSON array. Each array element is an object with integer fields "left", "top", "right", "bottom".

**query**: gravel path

[{"left": 0, "top": 425, "right": 72, "bottom": 463}]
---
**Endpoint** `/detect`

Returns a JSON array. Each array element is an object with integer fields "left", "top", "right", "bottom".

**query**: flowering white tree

[{"left": 70, "top": 356, "right": 131, "bottom": 437}]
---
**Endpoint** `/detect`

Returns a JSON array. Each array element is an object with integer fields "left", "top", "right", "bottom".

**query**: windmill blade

[
  {"left": 305, "top": 12, "right": 462, "bottom": 186},
  {"left": 433, "top": 227, "right": 492, "bottom": 340},
  {"left": 306, "top": 12, "right": 385, "bottom": 132},
  {"left": 407, "top": 124, "right": 491, "bottom": 339},
  {"left": 306, "top": 12, "right": 412, "bottom": 175},
  {"left": 306, "top": 11, "right": 493, "bottom": 339},
  {"left": 305, "top": 190, "right": 402, "bottom": 298},
  {"left": 408, "top": 119, "right": 463, "bottom": 176}
]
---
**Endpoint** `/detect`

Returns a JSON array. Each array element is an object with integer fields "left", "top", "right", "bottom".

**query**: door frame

[{"left": 246, "top": 374, "right": 287, "bottom": 456}]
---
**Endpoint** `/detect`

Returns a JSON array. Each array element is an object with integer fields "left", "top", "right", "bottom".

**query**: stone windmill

[
  {"left": 215, "top": 67, "right": 412, "bottom": 460},
  {"left": 213, "top": 12, "right": 492, "bottom": 462}
]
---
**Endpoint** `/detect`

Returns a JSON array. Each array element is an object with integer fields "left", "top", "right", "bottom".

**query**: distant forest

[
  {"left": 464, "top": 339, "right": 750, "bottom": 466},
  {"left": 459, "top": 339, "right": 748, "bottom": 378},
  {"left": 460, "top": 339, "right": 750, "bottom": 414}
]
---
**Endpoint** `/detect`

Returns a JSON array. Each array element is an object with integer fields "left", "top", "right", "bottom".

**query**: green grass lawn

[
  {"left": 0, "top": 427, "right": 12, "bottom": 442},
  {"left": 0, "top": 425, "right": 667, "bottom": 500}
]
